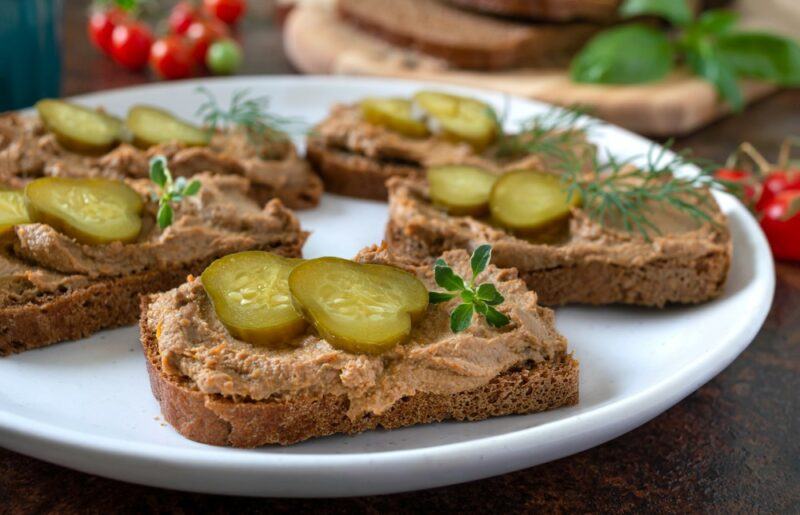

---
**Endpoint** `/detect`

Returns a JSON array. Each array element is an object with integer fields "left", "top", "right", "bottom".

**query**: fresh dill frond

[
  {"left": 195, "top": 87, "right": 306, "bottom": 142},
  {"left": 495, "top": 105, "right": 594, "bottom": 159},
  {"left": 557, "top": 142, "right": 732, "bottom": 241}
]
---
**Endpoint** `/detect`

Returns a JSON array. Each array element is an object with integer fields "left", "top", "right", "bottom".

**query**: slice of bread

[
  {"left": 444, "top": 0, "right": 621, "bottom": 22},
  {"left": 336, "top": 0, "right": 600, "bottom": 70},
  {"left": 386, "top": 177, "right": 732, "bottom": 307},
  {"left": 140, "top": 247, "right": 579, "bottom": 447}
]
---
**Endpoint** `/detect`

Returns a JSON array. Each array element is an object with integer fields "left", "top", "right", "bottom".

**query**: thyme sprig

[
  {"left": 556, "top": 143, "right": 735, "bottom": 240},
  {"left": 195, "top": 87, "right": 306, "bottom": 141},
  {"left": 149, "top": 156, "right": 201, "bottom": 229},
  {"left": 429, "top": 245, "right": 510, "bottom": 333}
]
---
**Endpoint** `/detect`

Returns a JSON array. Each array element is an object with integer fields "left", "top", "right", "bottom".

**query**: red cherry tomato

[
  {"left": 169, "top": 1, "right": 199, "bottom": 35},
  {"left": 150, "top": 35, "right": 194, "bottom": 80},
  {"left": 186, "top": 18, "right": 230, "bottom": 67},
  {"left": 760, "top": 190, "right": 800, "bottom": 261},
  {"left": 755, "top": 170, "right": 800, "bottom": 212},
  {"left": 203, "top": 0, "right": 247, "bottom": 25},
  {"left": 715, "top": 168, "right": 759, "bottom": 207},
  {"left": 111, "top": 22, "right": 154, "bottom": 71},
  {"left": 87, "top": 8, "right": 126, "bottom": 55}
]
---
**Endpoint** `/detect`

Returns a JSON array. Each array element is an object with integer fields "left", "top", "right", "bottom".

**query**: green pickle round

[
  {"left": 36, "top": 99, "right": 124, "bottom": 154},
  {"left": 289, "top": 257, "right": 429, "bottom": 355},
  {"left": 126, "top": 105, "right": 210, "bottom": 148},
  {"left": 201, "top": 251, "right": 307, "bottom": 347},
  {"left": 0, "top": 190, "right": 30, "bottom": 234},
  {"left": 427, "top": 165, "right": 497, "bottom": 216},
  {"left": 412, "top": 91, "right": 498, "bottom": 151},
  {"left": 24, "top": 177, "right": 143, "bottom": 245},
  {"left": 489, "top": 170, "right": 580, "bottom": 238},
  {"left": 361, "top": 98, "right": 429, "bottom": 138}
]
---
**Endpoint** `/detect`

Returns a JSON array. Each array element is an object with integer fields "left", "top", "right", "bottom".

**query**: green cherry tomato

[{"left": 206, "top": 38, "right": 243, "bottom": 75}]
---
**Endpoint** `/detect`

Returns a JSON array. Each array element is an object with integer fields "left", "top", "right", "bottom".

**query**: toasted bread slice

[
  {"left": 386, "top": 177, "right": 732, "bottom": 307},
  {"left": 140, "top": 247, "right": 579, "bottom": 447},
  {"left": 336, "top": 0, "right": 600, "bottom": 70},
  {"left": 444, "top": 0, "right": 621, "bottom": 22}
]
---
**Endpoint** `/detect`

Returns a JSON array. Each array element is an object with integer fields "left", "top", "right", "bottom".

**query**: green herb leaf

[
  {"left": 149, "top": 156, "right": 168, "bottom": 187},
  {"left": 717, "top": 32, "right": 800, "bottom": 86},
  {"left": 450, "top": 303, "right": 474, "bottom": 333},
  {"left": 686, "top": 43, "right": 743, "bottom": 110},
  {"left": 694, "top": 9, "right": 739, "bottom": 35},
  {"left": 183, "top": 179, "right": 202, "bottom": 196},
  {"left": 476, "top": 283, "right": 504, "bottom": 305},
  {"left": 570, "top": 24, "right": 674, "bottom": 85},
  {"left": 429, "top": 291, "right": 456, "bottom": 304},
  {"left": 483, "top": 306, "right": 511, "bottom": 328},
  {"left": 157, "top": 203, "right": 173, "bottom": 229},
  {"left": 620, "top": 0, "right": 693, "bottom": 27},
  {"left": 434, "top": 261, "right": 466, "bottom": 292},
  {"left": 470, "top": 244, "right": 492, "bottom": 279}
]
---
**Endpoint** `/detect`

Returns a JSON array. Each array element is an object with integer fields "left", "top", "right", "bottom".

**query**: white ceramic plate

[{"left": 0, "top": 77, "right": 774, "bottom": 497}]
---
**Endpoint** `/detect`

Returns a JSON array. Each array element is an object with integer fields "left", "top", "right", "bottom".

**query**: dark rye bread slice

[
  {"left": 0, "top": 239, "right": 304, "bottom": 356},
  {"left": 139, "top": 296, "right": 579, "bottom": 447},
  {"left": 336, "top": 0, "right": 600, "bottom": 70},
  {"left": 306, "top": 138, "right": 421, "bottom": 200},
  {"left": 386, "top": 177, "right": 732, "bottom": 307},
  {"left": 444, "top": 0, "right": 621, "bottom": 22}
]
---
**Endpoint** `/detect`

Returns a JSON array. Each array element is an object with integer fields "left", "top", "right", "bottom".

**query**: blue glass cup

[{"left": 0, "top": 0, "right": 63, "bottom": 111}]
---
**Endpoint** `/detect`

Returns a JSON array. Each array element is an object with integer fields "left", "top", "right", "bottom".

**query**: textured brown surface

[
  {"left": 0, "top": 236, "right": 305, "bottom": 356},
  {"left": 444, "top": 0, "right": 621, "bottom": 21},
  {"left": 0, "top": 2, "right": 797, "bottom": 511},
  {"left": 140, "top": 295, "right": 578, "bottom": 446},
  {"left": 306, "top": 138, "right": 421, "bottom": 200},
  {"left": 337, "top": 0, "right": 599, "bottom": 70}
]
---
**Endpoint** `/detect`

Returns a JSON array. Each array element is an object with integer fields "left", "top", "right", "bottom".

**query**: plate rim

[{"left": 0, "top": 75, "right": 776, "bottom": 496}]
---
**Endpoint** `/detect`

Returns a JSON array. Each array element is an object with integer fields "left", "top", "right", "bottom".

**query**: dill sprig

[
  {"left": 195, "top": 87, "right": 306, "bottom": 142},
  {"left": 557, "top": 143, "right": 733, "bottom": 240},
  {"left": 495, "top": 105, "right": 594, "bottom": 159}
]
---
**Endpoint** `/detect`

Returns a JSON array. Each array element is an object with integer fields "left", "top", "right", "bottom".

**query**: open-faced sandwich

[
  {"left": 0, "top": 88, "right": 322, "bottom": 209},
  {"left": 140, "top": 243, "right": 578, "bottom": 447},
  {"left": 306, "top": 90, "right": 593, "bottom": 199},
  {"left": 0, "top": 158, "right": 306, "bottom": 355},
  {"left": 386, "top": 148, "right": 732, "bottom": 306}
]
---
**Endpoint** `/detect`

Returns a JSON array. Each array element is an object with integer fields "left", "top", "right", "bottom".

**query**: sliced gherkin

[
  {"left": 127, "top": 105, "right": 210, "bottom": 148},
  {"left": 36, "top": 99, "right": 123, "bottom": 154},
  {"left": 427, "top": 165, "right": 497, "bottom": 216},
  {"left": 0, "top": 190, "right": 30, "bottom": 235},
  {"left": 360, "top": 97, "right": 430, "bottom": 138},
  {"left": 412, "top": 91, "right": 498, "bottom": 151}
]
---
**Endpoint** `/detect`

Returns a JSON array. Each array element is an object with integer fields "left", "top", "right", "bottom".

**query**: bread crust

[
  {"left": 140, "top": 296, "right": 579, "bottom": 447},
  {"left": 306, "top": 139, "right": 420, "bottom": 200},
  {"left": 444, "top": 0, "right": 620, "bottom": 22},
  {"left": 0, "top": 240, "right": 304, "bottom": 356}
]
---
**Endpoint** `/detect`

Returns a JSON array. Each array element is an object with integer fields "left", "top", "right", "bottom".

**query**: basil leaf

[
  {"left": 483, "top": 306, "right": 511, "bottom": 328},
  {"left": 718, "top": 32, "right": 800, "bottom": 86},
  {"left": 620, "top": 0, "right": 693, "bottom": 27},
  {"left": 434, "top": 263, "right": 465, "bottom": 292},
  {"left": 157, "top": 203, "right": 173, "bottom": 229},
  {"left": 694, "top": 9, "right": 738, "bottom": 35},
  {"left": 476, "top": 283, "right": 504, "bottom": 305},
  {"left": 149, "top": 156, "right": 168, "bottom": 187},
  {"left": 570, "top": 25, "right": 674, "bottom": 85},
  {"left": 450, "top": 303, "right": 474, "bottom": 333},
  {"left": 470, "top": 244, "right": 492, "bottom": 278},
  {"left": 183, "top": 179, "right": 202, "bottom": 197},
  {"left": 429, "top": 291, "right": 456, "bottom": 304},
  {"left": 686, "top": 43, "right": 743, "bottom": 111}
]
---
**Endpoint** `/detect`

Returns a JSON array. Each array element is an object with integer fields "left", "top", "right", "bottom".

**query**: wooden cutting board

[{"left": 282, "top": 1, "right": 781, "bottom": 137}]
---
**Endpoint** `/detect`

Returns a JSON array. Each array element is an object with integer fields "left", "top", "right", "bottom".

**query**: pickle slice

[
  {"left": 127, "top": 105, "right": 210, "bottom": 148},
  {"left": 201, "top": 251, "right": 307, "bottom": 347},
  {"left": 360, "top": 98, "right": 430, "bottom": 138},
  {"left": 0, "top": 190, "right": 30, "bottom": 234},
  {"left": 24, "top": 177, "right": 143, "bottom": 245},
  {"left": 36, "top": 99, "right": 123, "bottom": 154},
  {"left": 427, "top": 165, "right": 497, "bottom": 216},
  {"left": 412, "top": 91, "right": 498, "bottom": 151},
  {"left": 489, "top": 170, "right": 580, "bottom": 237},
  {"left": 289, "top": 257, "right": 429, "bottom": 355}
]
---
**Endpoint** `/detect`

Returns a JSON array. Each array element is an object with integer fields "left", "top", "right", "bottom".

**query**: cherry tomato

[
  {"left": 150, "top": 35, "right": 194, "bottom": 80},
  {"left": 186, "top": 18, "right": 230, "bottom": 67},
  {"left": 206, "top": 38, "right": 243, "bottom": 75},
  {"left": 760, "top": 190, "right": 800, "bottom": 261},
  {"left": 111, "top": 22, "right": 154, "bottom": 71},
  {"left": 169, "top": 1, "right": 199, "bottom": 35},
  {"left": 203, "top": 0, "right": 247, "bottom": 25},
  {"left": 715, "top": 168, "right": 760, "bottom": 207},
  {"left": 87, "top": 8, "right": 126, "bottom": 56},
  {"left": 755, "top": 170, "right": 800, "bottom": 212}
]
